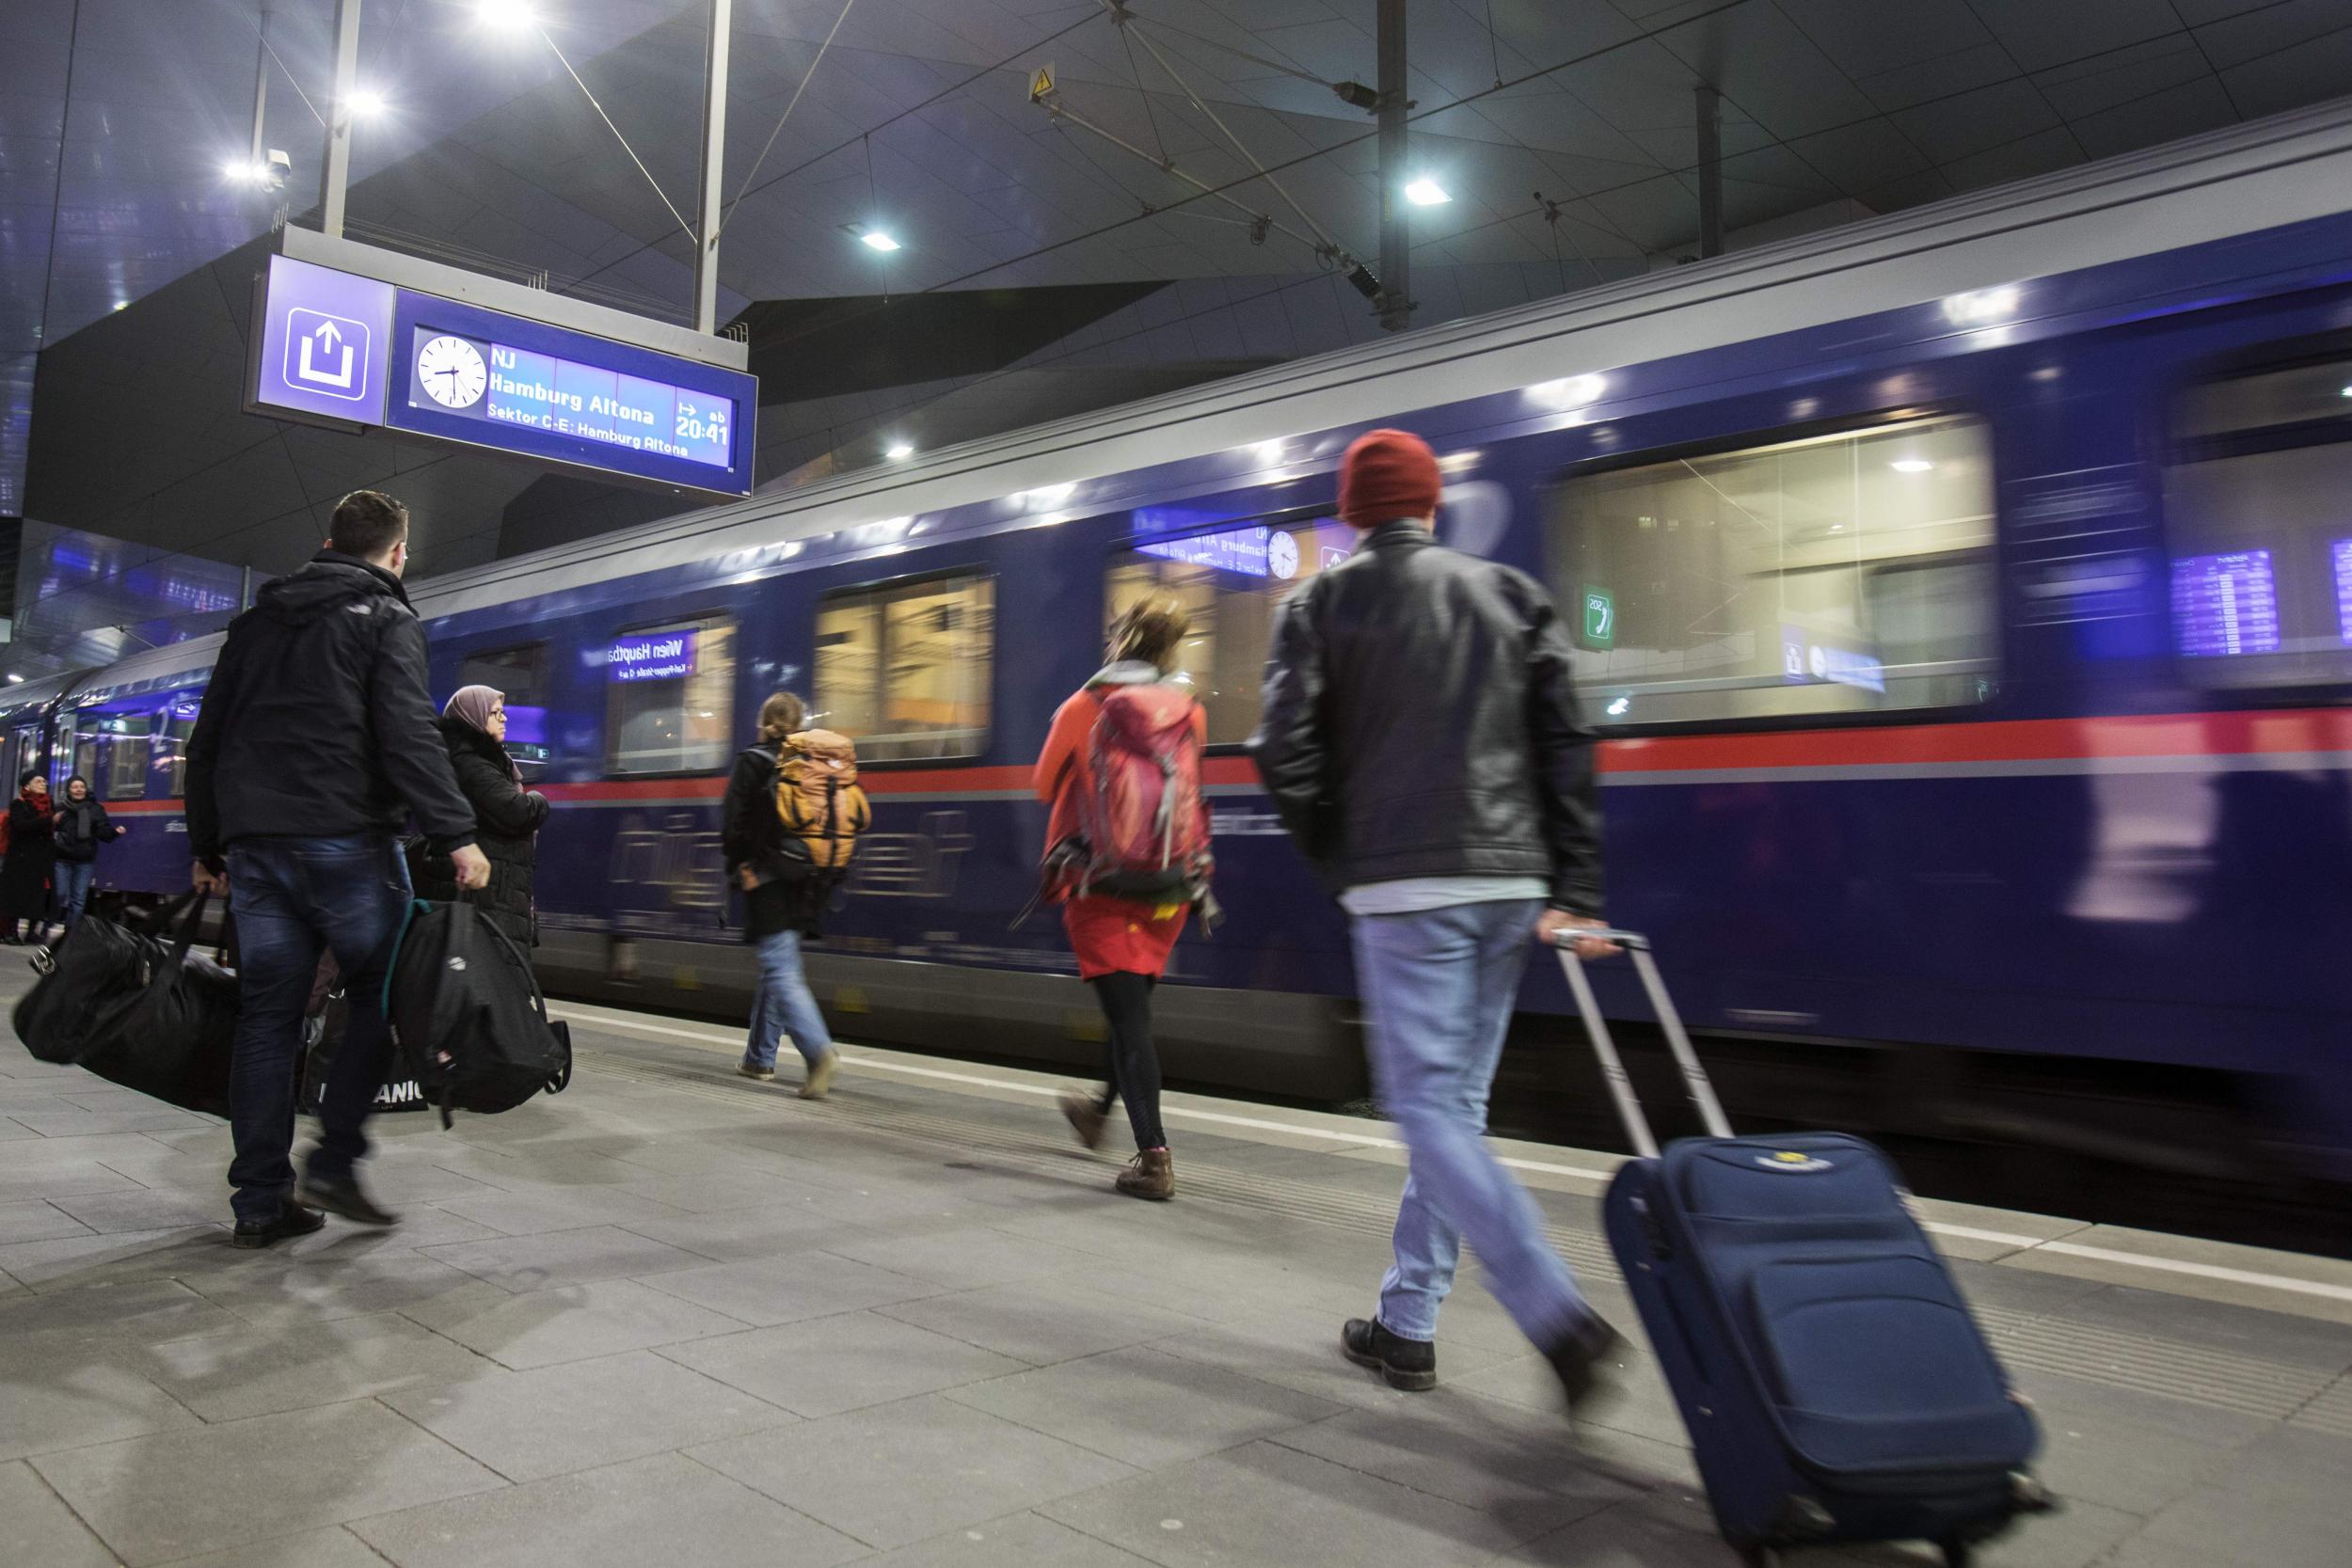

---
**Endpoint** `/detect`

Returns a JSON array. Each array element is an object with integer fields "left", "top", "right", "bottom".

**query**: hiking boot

[
  {"left": 230, "top": 1202, "right": 326, "bottom": 1250},
  {"left": 1546, "top": 1311, "right": 1629, "bottom": 1417},
  {"left": 738, "top": 1059, "right": 776, "bottom": 1082},
  {"left": 1341, "top": 1317, "right": 1438, "bottom": 1391},
  {"left": 294, "top": 1169, "right": 400, "bottom": 1228},
  {"left": 1059, "top": 1087, "right": 1108, "bottom": 1150},
  {"left": 799, "top": 1050, "right": 839, "bottom": 1100},
  {"left": 1115, "top": 1148, "right": 1174, "bottom": 1200}
]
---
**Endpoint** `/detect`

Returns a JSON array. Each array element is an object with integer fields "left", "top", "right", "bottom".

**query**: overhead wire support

[
  {"left": 1036, "top": 87, "right": 1311, "bottom": 255},
  {"left": 721, "top": 0, "right": 858, "bottom": 237},
  {"left": 534, "top": 21, "right": 696, "bottom": 242}
]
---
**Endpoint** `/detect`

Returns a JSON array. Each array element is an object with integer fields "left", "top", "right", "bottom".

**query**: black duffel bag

[
  {"left": 297, "top": 957, "right": 431, "bottom": 1116},
  {"left": 14, "top": 890, "right": 237, "bottom": 1117},
  {"left": 384, "top": 899, "right": 570, "bottom": 1127}
]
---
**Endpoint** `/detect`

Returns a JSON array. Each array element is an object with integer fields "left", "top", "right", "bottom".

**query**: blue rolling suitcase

[{"left": 1555, "top": 931, "right": 2052, "bottom": 1568}]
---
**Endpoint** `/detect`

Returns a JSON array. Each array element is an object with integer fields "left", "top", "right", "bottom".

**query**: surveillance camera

[{"left": 263, "top": 149, "right": 292, "bottom": 190}]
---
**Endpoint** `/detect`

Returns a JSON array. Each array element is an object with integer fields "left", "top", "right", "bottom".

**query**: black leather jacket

[{"left": 1247, "top": 520, "right": 1604, "bottom": 915}]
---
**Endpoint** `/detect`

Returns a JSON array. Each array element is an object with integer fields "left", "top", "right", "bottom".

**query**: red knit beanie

[{"left": 1338, "top": 428, "right": 1441, "bottom": 530}]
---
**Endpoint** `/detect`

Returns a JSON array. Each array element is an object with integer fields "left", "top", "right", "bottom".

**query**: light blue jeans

[
  {"left": 55, "top": 862, "right": 96, "bottom": 927},
  {"left": 1351, "top": 898, "right": 1590, "bottom": 1348},
  {"left": 745, "top": 929, "right": 833, "bottom": 1070}
]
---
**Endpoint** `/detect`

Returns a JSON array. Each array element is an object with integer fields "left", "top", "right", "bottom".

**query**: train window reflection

[
  {"left": 1546, "top": 416, "right": 1997, "bottom": 725},
  {"left": 814, "top": 574, "right": 993, "bottom": 762},
  {"left": 1106, "top": 517, "right": 1359, "bottom": 744},
  {"left": 2165, "top": 362, "right": 2352, "bottom": 689},
  {"left": 603, "top": 617, "right": 735, "bottom": 775},
  {"left": 153, "top": 692, "right": 200, "bottom": 797},
  {"left": 459, "top": 642, "right": 552, "bottom": 780},
  {"left": 67, "top": 708, "right": 150, "bottom": 801}
]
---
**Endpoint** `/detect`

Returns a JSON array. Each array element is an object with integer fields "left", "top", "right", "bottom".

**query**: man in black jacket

[
  {"left": 188, "top": 489, "right": 487, "bottom": 1246},
  {"left": 1250, "top": 429, "right": 1625, "bottom": 1409}
]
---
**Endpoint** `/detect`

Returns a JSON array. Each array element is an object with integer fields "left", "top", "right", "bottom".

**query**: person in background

[
  {"left": 1250, "top": 428, "right": 1627, "bottom": 1407},
  {"left": 187, "top": 488, "right": 487, "bottom": 1249},
  {"left": 53, "top": 775, "right": 125, "bottom": 930},
  {"left": 2, "top": 770, "right": 56, "bottom": 944},
  {"left": 1034, "top": 596, "right": 1205, "bottom": 1202},
  {"left": 720, "top": 691, "right": 840, "bottom": 1100},
  {"left": 410, "top": 685, "right": 548, "bottom": 952}
]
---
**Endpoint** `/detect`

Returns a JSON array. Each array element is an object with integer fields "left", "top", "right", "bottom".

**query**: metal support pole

[
  {"left": 319, "top": 0, "right": 361, "bottom": 237},
  {"left": 1375, "top": 0, "right": 1411, "bottom": 331},
  {"left": 1695, "top": 82, "right": 1723, "bottom": 260},
  {"left": 247, "top": 7, "right": 270, "bottom": 174},
  {"left": 692, "top": 0, "right": 734, "bottom": 336}
]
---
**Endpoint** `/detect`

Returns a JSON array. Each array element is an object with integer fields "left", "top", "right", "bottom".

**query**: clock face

[
  {"left": 1269, "top": 530, "right": 1299, "bottom": 579},
  {"left": 416, "top": 335, "right": 487, "bottom": 409}
]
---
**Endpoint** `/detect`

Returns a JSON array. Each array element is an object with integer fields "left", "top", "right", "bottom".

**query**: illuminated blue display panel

[
  {"left": 2171, "top": 548, "right": 2280, "bottom": 657},
  {"left": 384, "top": 292, "right": 755, "bottom": 497}
]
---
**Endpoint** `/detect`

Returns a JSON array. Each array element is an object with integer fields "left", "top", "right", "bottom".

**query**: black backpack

[{"left": 383, "top": 899, "right": 571, "bottom": 1127}]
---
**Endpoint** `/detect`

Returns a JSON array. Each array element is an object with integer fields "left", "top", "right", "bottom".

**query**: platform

[{"left": 3, "top": 976, "right": 2349, "bottom": 1568}]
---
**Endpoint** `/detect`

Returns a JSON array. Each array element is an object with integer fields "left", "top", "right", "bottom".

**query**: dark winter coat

[
  {"left": 720, "top": 744, "right": 826, "bottom": 941},
  {"left": 54, "top": 799, "right": 123, "bottom": 863},
  {"left": 185, "top": 552, "right": 475, "bottom": 867},
  {"left": 408, "top": 716, "right": 548, "bottom": 948},
  {"left": 1248, "top": 519, "right": 1605, "bottom": 916},
  {"left": 2, "top": 795, "right": 56, "bottom": 919}
]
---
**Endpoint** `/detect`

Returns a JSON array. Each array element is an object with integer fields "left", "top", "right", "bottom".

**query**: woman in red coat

[{"left": 1034, "top": 596, "right": 1205, "bottom": 1200}]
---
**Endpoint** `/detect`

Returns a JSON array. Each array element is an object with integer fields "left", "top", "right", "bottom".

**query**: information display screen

[
  {"left": 404, "top": 326, "right": 733, "bottom": 471},
  {"left": 1137, "top": 525, "right": 1275, "bottom": 577},
  {"left": 2334, "top": 539, "right": 2352, "bottom": 644},
  {"left": 2171, "top": 549, "right": 2281, "bottom": 657},
  {"left": 608, "top": 630, "right": 697, "bottom": 683}
]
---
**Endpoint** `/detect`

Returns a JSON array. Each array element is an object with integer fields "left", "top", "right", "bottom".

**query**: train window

[
  {"left": 814, "top": 573, "right": 993, "bottom": 762},
  {"left": 2163, "top": 362, "right": 2352, "bottom": 688},
  {"left": 458, "top": 643, "right": 551, "bottom": 780},
  {"left": 1546, "top": 415, "right": 1997, "bottom": 725},
  {"left": 66, "top": 709, "right": 150, "bottom": 801},
  {"left": 152, "top": 693, "right": 201, "bottom": 796},
  {"left": 1104, "top": 516, "right": 1362, "bottom": 743},
  {"left": 603, "top": 617, "right": 736, "bottom": 775}
]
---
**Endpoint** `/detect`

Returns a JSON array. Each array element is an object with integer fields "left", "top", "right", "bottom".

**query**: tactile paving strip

[{"left": 580, "top": 1047, "right": 2339, "bottom": 1424}]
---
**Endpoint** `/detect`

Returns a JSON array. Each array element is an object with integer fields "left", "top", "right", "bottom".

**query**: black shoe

[
  {"left": 231, "top": 1202, "right": 326, "bottom": 1249},
  {"left": 1545, "top": 1312, "right": 1629, "bottom": 1416},
  {"left": 1341, "top": 1316, "right": 1438, "bottom": 1391},
  {"left": 294, "top": 1169, "right": 400, "bottom": 1227}
]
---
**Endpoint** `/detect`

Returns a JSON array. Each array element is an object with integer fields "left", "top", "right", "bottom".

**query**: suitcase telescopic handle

[{"left": 1550, "top": 929, "right": 1734, "bottom": 1156}]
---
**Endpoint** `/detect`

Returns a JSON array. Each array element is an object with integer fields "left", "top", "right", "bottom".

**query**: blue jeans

[
  {"left": 745, "top": 928, "right": 833, "bottom": 1070},
  {"left": 225, "top": 835, "right": 410, "bottom": 1225},
  {"left": 55, "top": 861, "right": 95, "bottom": 927},
  {"left": 1351, "top": 898, "right": 1589, "bottom": 1347}
]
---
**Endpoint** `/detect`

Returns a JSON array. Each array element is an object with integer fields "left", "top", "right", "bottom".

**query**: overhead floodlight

[
  {"left": 860, "top": 230, "right": 902, "bottom": 252},
  {"left": 2340, "top": 385, "right": 2352, "bottom": 398},
  {"left": 1890, "top": 459, "right": 1934, "bottom": 474},
  {"left": 476, "top": 0, "right": 536, "bottom": 32},
  {"left": 4, "top": 674, "right": 21, "bottom": 685},
  {"left": 223, "top": 158, "right": 262, "bottom": 183},
  {"left": 346, "top": 87, "right": 389, "bottom": 119},
  {"left": 885, "top": 441, "right": 914, "bottom": 461},
  {"left": 1404, "top": 179, "right": 1450, "bottom": 207}
]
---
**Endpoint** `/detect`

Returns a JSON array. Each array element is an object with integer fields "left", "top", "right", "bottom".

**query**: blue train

[{"left": 12, "top": 103, "right": 2352, "bottom": 1179}]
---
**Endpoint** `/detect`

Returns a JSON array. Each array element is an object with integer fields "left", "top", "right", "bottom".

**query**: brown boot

[
  {"left": 1115, "top": 1148, "right": 1173, "bottom": 1201},
  {"left": 1059, "top": 1087, "right": 1108, "bottom": 1150}
]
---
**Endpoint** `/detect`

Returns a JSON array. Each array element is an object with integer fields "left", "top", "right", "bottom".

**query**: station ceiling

[{"left": 6, "top": 0, "right": 2351, "bottom": 580}]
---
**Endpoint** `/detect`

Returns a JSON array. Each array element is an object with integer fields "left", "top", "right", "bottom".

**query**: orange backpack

[{"left": 773, "top": 729, "right": 871, "bottom": 873}]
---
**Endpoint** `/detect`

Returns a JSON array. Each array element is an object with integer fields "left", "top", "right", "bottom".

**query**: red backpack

[{"left": 1059, "top": 683, "right": 1211, "bottom": 902}]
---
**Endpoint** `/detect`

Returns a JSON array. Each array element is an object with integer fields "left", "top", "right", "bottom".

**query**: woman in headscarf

[
  {"left": 0, "top": 769, "right": 56, "bottom": 943},
  {"left": 409, "top": 686, "right": 548, "bottom": 950},
  {"left": 53, "top": 774, "right": 126, "bottom": 931}
]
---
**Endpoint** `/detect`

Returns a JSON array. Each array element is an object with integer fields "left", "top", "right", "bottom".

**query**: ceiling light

[
  {"left": 860, "top": 230, "right": 901, "bottom": 252},
  {"left": 2340, "top": 386, "right": 2352, "bottom": 398},
  {"left": 346, "top": 87, "right": 389, "bottom": 119},
  {"left": 476, "top": 0, "right": 536, "bottom": 30},
  {"left": 222, "top": 158, "right": 262, "bottom": 183},
  {"left": 1890, "top": 459, "right": 1933, "bottom": 473},
  {"left": 884, "top": 441, "right": 914, "bottom": 461},
  {"left": 1404, "top": 179, "right": 1450, "bottom": 206},
  {"left": 5, "top": 674, "right": 21, "bottom": 685}
]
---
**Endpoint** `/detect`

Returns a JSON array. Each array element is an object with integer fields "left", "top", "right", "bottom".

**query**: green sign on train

[{"left": 1581, "top": 585, "right": 1615, "bottom": 648}]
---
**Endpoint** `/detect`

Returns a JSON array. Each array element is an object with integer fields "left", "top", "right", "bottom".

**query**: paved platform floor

[{"left": 3, "top": 980, "right": 2350, "bottom": 1568}]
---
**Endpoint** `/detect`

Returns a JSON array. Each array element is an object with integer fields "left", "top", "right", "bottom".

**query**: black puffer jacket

[
  {"left": 1248, "top": 520, "right": 1604, "bottom": 915},
  {"left": 409, "top": 717, "right": 548, "bottom": 947},
  {"left": 186, "top": 552, "right": 475, "bottom": 866}
]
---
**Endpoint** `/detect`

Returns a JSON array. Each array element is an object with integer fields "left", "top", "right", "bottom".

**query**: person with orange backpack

[
  {"left": 1034, "top": 595, "right": 1211, "bottom": 1200},
  {"left": 721, "top": 690, "right": 865, "bottom": 1099}
]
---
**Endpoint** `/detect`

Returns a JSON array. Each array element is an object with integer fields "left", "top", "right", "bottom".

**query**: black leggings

[{"left": 1089, "top": 972, "right": 1166, "bottom": 1151}]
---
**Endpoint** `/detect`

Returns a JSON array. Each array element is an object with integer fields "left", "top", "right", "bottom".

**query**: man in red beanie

[{"left": 1249, "top": 427, "right": 1626, "bottom": 1414}]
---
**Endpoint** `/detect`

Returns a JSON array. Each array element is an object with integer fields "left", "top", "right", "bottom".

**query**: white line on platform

[{"left": 551, "top": 1000, "right": 2352, "bottom": 1307}]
